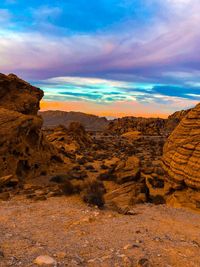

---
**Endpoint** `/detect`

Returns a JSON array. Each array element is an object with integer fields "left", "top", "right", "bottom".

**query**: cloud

[
  {"left": 0, "top": 0, "right": 199, "bottom": 116},
  {"left": 34, "top": 76, "right": 199, "bottom": 111},
  {"left": 0, "top": 0, "right": 200, "bottom": 83}
]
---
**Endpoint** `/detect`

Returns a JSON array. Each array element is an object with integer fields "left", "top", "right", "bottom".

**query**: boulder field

[{"left": 0, "top": 73, "right": 199, "bottom": 212}]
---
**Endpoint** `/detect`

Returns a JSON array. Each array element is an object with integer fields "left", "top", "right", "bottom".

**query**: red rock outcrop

[
  {"left": 0, "top": 74, "right": 63, "bottom": 181},
  {"left": 163, "top": 103, "right": 200, "bottom": 189},
  {"left": 0, "top": 73, "right": 43, "bottom": 115}
]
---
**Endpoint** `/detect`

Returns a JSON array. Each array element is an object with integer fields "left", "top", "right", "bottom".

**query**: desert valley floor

[{"left": 1, "top": 196, "right": 200, "bottom": 267}]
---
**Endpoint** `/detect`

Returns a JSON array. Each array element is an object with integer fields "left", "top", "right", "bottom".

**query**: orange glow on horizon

[{"left": 40, "top": 100, "right": 169, "bottom": 118}]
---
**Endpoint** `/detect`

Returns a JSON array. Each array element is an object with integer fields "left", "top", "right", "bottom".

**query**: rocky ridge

[
  {"left": 41, "top": 110, "right": 109, "bottom": 131},
  {"left": 0, "top": 73, "right": 199, "bottom": 212}
]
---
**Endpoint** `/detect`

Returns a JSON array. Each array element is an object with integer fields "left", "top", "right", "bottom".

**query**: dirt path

[{"left": 1, "top": 196, "right": 200, "bottom": 267}]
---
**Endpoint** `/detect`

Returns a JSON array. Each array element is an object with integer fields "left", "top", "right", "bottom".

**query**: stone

[
  {"left": 0, "top": 73, "right": 43, "bottom": 115},
  {"left": 162, "top": 103, "right": 200, "bottom": 208},
  {"left": 115, "top": 156, "right": 140, "bottom": 184},
  {"left": 0, "top": 175, "right": 13, "bottom": 187},
  {"left": 34, "top": 255, "right": 57, "bottom": 266},
  {"left": 163, "top": 103, "right": 200, "bottom": 189},
  {"left": 0, "top": 73, "right": 65, "bottom": 180}
]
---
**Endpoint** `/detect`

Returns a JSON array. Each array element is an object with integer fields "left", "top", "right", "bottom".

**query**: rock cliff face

[
  {"left": 106, "top": 110, "right": 190, "bottom": 137},
  {"left": 163, "top": 103, "right": 200, "bottom": 189},
  {"left": 45, "top": 122, "right": 92, "bottom": 155},
  {"left": 0, "top": 73, "right": 61, "bottom": 180},
  {"left": 0, "top": 73, "right": 43, "bottom": 115}
]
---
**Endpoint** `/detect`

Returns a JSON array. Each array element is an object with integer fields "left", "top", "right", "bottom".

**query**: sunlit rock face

[
  {"left": 163, "top": 103, "right": 200, "bottom": 189},
  {"left": 0, "top": 73, "right": 43, "bottom": 115},
  {"left": 0, "top": 73, "right": 61, "bottom": 180}
]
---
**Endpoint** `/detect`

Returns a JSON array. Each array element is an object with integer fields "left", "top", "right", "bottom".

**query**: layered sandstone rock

[
  {"left": 0, "top": 74, "right": 63, "bottom": 181},
  {"left": 162, "top": 103, "right": 200, "bottom": 189},
  {"left": 0, "top": 73, "right": 43, "bottom": 115},
  {"left": 106, "top": 117, "right": 166, "bottom": 136},
  {"left": 45, "top": 122, "right": 92, "bottom": 155},
  {"left": 106, "top": 112, "right": 188, "bottom": 137}
]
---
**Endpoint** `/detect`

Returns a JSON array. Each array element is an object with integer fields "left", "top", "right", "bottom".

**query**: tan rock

[
  {"left": 163, "top": 103, "right": 200, "bottom": 189},
  {"left": 115, "top": 156, "right": 140, "bottom": 184},
  {"left": 34, "top": 255, "right": 56, "bottom": 266}
]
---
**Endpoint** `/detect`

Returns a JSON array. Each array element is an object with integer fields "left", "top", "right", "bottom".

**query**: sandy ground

[{"left": 0, "top": 196, "right": 200, "bottom": 267}]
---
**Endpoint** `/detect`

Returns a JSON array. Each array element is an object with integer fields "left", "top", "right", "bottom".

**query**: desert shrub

[
  {"left": 59, "top": 180, "right": 75, "bottom": 195},
  {"left": 50, "top": 174, "right": 69, "bottom": 183},
  {"left": 81, "top": 178, "right": 106, "bottom": 208}
]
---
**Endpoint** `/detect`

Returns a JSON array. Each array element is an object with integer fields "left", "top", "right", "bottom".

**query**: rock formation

[
  {"left": 163, "top": 103, "right": 200, "bottom": 189},
  {"left": 106, "top": 111, "right": 188, "bottom": 137},
  {"left": 0, "top": 73, "right": 43, "bottom": 115},
  {"left": 106, "top": 117, "right": 166, "bottom": 136},
  {"left": 0, "top": 73, "right": 63, "bottom": 181},
  {"left": 45, "top": 122, "right": 92, "bottom": 155}
]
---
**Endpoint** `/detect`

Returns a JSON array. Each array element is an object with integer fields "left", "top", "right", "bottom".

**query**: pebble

[
  {"left": 34, "top": 255, "right": 57, "bottom": 266},
  {"left": 123, "top": 244, "right": 132, "bottom": 250},
  {"left": 82, "top": 216, "right": 95, "bottom": 223},
  {"left": 56, "top": 252, "right": 66, "bottom": 259}
]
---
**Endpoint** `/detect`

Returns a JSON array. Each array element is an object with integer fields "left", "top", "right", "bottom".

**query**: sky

[{"left": 0, "top": 0, "right": 200, "bottom": 117}]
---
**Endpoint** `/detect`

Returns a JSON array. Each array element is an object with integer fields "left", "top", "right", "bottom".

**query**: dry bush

[{"left": 81, "top": 178, "right": 106, "bottom": 208}]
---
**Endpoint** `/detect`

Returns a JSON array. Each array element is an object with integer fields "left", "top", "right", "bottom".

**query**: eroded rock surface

[
  {"left": 0, "top": 74, "right": 64, "bottom": 181},
  {"left": 158, "top": 103, "right": 200, "bottom": 209},
  {"left": 163, "top": 103, "right": 200, "bottom": 189},
  {"left": 0, "top": 73, "right": 43, "bottom": 115}
]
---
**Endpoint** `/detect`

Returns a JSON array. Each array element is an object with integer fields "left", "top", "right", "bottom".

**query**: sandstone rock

[
  {"left": 34, "top": 255, "right": 57, "bottom": 266},
  {"left": 0, "top": 175, "right": 13, "bottom": 187},
  {"left": 106, "top": 117, "right": 167, "bottom": 136},
  {"left": 45, "top": 123, "right": 92, "bottom": 154},
  {"left": 161, "top": 103, "right": 200, "bottom": 209},
  {"left": 163, "top": 103, "right": 200, "bottom": 189},
  {"left": 115, "top": 156, "right": 140, "bottom": 184},
  {"left": 0, "top": 73, "right": 65, "bottom": 180},
  {"left": 0, "top": 107, "right": 57, "bottom": 179},
  {"left": 121, "top": 131, "right": 141, "bottom": 141},
  {"left": 0, "top": 73, "right": 43, "bottom": 115},
  {"left": 105, "top": 181, "right": 147, "bottom": 211}
]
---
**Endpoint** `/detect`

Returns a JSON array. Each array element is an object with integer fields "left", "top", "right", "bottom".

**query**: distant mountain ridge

[
  {"left": 40, "top": 108, "right": 191, "bottom": 134},
  {"left": 40, "top": 110, "right": 109, "bottom": 131}
]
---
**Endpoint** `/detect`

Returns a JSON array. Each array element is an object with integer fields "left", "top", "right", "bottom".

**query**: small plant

[
  {"left": 81, "top": 178, "right": 106, "bottom": 208},
  {"left": 59, "top": 180, "right": 75, "bottom": 195}
]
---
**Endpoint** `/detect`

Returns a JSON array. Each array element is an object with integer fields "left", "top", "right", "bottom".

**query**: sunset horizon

[{"left": 1, "top": 0, "right": 199, "bottom": 116}]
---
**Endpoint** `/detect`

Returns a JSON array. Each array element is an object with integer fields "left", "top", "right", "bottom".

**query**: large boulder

[
  {"left": 45, "top": 122, "right": 92, "bottom": 154},
  {"left": 0, "top": 73, "right": 43, "bottom": 115},
  {"left": 163, "top": 103, "right": 200, "bottom": 189},
  {"left": 0, "top": 74, "right": 63, "bottom": 181},
  {"left": 115, "top": 156, "right": 140, "bottom": 184},
  {"left": 161, "top": 103, "right": 200, "bottom": 209}
]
